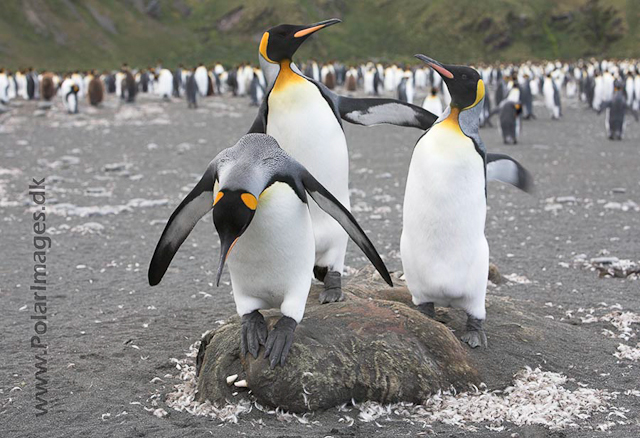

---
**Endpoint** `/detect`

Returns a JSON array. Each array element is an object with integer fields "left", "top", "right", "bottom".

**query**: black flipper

[
  {"left": 148, "top": 164, "right": 216, "bottom": 285},
  {"left": 486, "top": 153, "right": 533, "bottom": 193},
  {"left": 248, "top": 98, "right": 268, "bottom": 134},
  {"left": 338, "top": 96, "right": 437, "bottom": 130},
  {"left": 298, "top": 169, "right": 393, "bottom": 286}
]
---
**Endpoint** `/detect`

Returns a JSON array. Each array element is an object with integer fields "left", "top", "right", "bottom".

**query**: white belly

[
  {"left": 226, "top": 183, "right": 314, "bottom": 322},
  {"left": 194, "top": 69, "right": 208, "bottom": 96},
  {"left": 267, "top": 76, "right": 349, "bottom": 270},
  {"left": 400, "top": 123, "right": 488, "bottom": 317},
  {"left": 157, "top": 72, "right": 173, "bottom": 96}
]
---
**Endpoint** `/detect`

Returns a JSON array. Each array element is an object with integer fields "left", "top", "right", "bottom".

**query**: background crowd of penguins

[{"left": 1, "top": 57, "right": 639, "bottom": 140}]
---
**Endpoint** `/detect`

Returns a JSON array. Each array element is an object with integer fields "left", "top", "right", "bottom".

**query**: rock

[
  {"left": 60, "top": 155, "right": 80, "bottom": 166},
  {"left": 175, "top": 142, "right": 193, "bottom": 154},
  {"left": 86, "top": 4, "right": 117, "bottom": 35},
  {"left": 488, "top": 263, "right": 502, "bottom": 284},
  {"left": 37, "top": 101, "right": 53, "bottom": 110},
  {"left": 195, "top": 265, "right": 620, "bottom": 413},
  {"left": 103, "top": 162, "right": 128, "bottom": 172},
  {"left": 603, "top": 202, "right": 621, "bottom": 210},
  {"left": 145, "top": 0, "right": 160, "bottom": 18},
  {"left": 544, "top": 203, "right": 562, "bottom": 212},
  {"left": 590, "top": 257, "right": 620, "bottom": 265},
  {"left": 590, "top": 257, "right": 640, "bottom": 278},
  {"left": 556, "top": 196, "right": 577, "bottom": 204},
  {"left": 196, "top": 282, "right": 480, "bottom": 412},
  {"left": 84, "top": 187, "right": 111, "bottom": 197}
]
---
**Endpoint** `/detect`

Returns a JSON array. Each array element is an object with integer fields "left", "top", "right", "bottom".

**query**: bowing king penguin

[
  {"left": 401, "top": 55, "right": 532, "bottom": 348},
  {"left": 148, "top": 134, "right": 392, "bottom": 368},
  {"left": 251, "top": 19, "right": 438, "bottom": 304}
]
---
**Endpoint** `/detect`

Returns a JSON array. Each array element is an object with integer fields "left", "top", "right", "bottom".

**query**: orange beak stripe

[
  {"left": 429, "top": 63, "right": 454, "bottom": 79},
  {"left": 294, "top": 24, "right": 326, "bottom": 38},
  {"left": 225, "top": 237, "right": 239, "bottom": 261}
]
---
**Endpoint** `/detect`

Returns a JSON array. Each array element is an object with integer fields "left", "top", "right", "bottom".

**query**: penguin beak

[
  {"left": 294, "top": 18, "right": 341, "bottom": 38},
  {"left": 216, "top": 235, "right": 239, "bottom": 287},
  {"left": 213, "top": 191, "right": 258, "bottom": 287},
  {"left": 415, "top": 54, "right": 454, "bottom": 79}
]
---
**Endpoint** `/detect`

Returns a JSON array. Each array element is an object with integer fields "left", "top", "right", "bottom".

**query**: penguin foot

[
  {"left": 313, "top": 265, "right": 328, "bottom": 282},
  {"left": 264, "top": 316, "right": 297, "bottom": 369},
  {"left": 319, "top": 271, "right": 344, "bottom": 304},
  {"left": 241, "top": 310, "right": 267, "bottom": 359},
  {"left": 460, "top": 315, "right": 487, "bottom": 348},
  {"left": 417, "top": 302, "right": 436, "bottom": 319}
]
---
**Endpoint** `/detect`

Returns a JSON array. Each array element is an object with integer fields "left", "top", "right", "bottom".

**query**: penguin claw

[
  {"left": 264, "top": 316, "right": 297, "bottom": 369},
  {"left": 417, "top": 302, "right": 436, "bottom": 319},
  {"left": 241, "top": 310, "right": 267, "bottom": 359},
  {"left": 461, "top": 315, "right": 487, "bottom": 348},
  {"left": 319, "top": 271, "right": 344, "bottom": 304},
  {"left": 319, "top": 287, "right": 344, "bottom": 304},
  {"left": 461, "top": 330, "right": 488, "bottom": 348}
]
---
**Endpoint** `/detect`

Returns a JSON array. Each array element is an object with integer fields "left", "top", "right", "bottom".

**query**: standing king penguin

[
  {"left": 148, "top": 134, "right": 392, "bottom": 367},
  {"left": 251, "top": 19, "right": 438, "bottom": 303},
  {"left": 401, "top": 55, "right": 533, "bottom": 348}
]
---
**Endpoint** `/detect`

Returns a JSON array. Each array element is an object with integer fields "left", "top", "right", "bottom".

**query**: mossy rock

[{"left": 195, "top": 280, "right": 480, "bottom": 412}]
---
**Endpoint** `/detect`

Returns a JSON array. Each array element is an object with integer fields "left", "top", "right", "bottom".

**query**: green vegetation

[{"left": 0, "top": 0, "right": 637, "bottom": 70}]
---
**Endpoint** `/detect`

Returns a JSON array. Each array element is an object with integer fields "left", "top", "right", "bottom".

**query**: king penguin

[
  {"left": 186, "top": 68, "right": 198, "bottom": 109},
  {"left": 422, "top": 87, "right": 444, "bottom": 116},
  {"left": 194, "top": 63, "right": 209, "bottom": 97},
  {"left": 598, "top": 80, "right": 639, "bottom": 140},
  {"left": 61, "top": 76, "right": 79, "bottom": 114},
  {"left": 148, "top": 134, "right": 392, "bottom": 367},
  {"left": 543, "top": 74, "right": 561, "bottom": 119},
  {"left": 251, "top": 19, "right": 438, "bottom": 303},
  {"left": 496, "top": 100, "right": 522, "bottom": 144},
  {"left": 401, "top": 55, "right": 533, "bottom": 348}
]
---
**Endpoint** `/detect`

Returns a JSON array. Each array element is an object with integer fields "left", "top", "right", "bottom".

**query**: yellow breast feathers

[{"left": 272, "top": 60, "right": 307, "bottom": 94}]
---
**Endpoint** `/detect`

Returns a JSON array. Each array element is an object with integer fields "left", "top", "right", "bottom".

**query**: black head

[
  {"left": 259, "top": 19, "right": 341, "bottom": 64},
  {"left": 415, "top": 54, "right": 484, "bottom": 110},
  {"left": 212, "top": 189, "right": 258, "bottom": 285}
]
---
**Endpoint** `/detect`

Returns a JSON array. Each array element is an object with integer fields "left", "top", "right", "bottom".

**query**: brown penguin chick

[
  {"left": 324, "top": 69, "right": 336, "bottom": 89},
  {"left": 345, "top": 70, "right": 357, "bottom": 91},
  {"left": 40, "top": 72, "right": 55, "bottom": 101},
  {"left": 88, "top": 71, "right": 104, "bottom": 106}
]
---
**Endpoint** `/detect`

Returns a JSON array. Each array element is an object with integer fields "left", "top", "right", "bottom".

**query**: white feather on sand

[{"left": 164, "top": 342, "right": 621, "bottom": 430}]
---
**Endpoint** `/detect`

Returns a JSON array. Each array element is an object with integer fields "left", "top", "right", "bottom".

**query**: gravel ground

[{"left": 0, "top": 88, "right": 639, "bottom": 437}]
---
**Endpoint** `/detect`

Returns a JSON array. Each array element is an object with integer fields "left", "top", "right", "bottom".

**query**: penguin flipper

[
  {"left": 247, "top": 99, "right": 268, "bottom": 134},
  {"left": 299, "top": 169, "right": 393, "bottom": 286},
  {"left": 337, "top": 96, "right": 437, "bottom": 130},
  {"left": 148, "top": 164, "right": 216, "bottom": 286},
  {"left": 486, "top": 153, "right": 533, "bottom": 193}
]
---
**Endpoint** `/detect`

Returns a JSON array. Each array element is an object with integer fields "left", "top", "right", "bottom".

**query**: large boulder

[
  {"left": 196, "top": 277, "right": 480, "bottom": 412},
  {"left": 193, "top": 264, "right": 626, "bottom": 415}
]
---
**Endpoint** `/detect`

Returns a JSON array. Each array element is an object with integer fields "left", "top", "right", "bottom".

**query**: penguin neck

[
  {"left": 439, "top": 107, "right": 463, "bottom": 135},
  {"left": 260, "top": 56, "right": 281, "bottom": 89},
  {"left": 272, "top": 60, "right": 306, "bottom": 93}
]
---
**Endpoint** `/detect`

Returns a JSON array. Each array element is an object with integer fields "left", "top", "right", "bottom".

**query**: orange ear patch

[
  {"left": 259, "top": 32, "right": 276, "bottom": 64},
  {"left": 241, "top": 193, "right": 258, "bottom": 210},
  {"left": 214, "top": 191, "right": 224, "bottom": 206}
]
